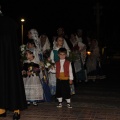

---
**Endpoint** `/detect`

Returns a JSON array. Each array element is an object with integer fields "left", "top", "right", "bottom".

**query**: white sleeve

[
  {"left": 50, "top": 50, "right": 55, "bottom": 63},
  {"left": 53, "top": 40, "right": 56, "bottom": 49},
  {"left": 69, "top": 62, "right": 74, "bottom": 80},
  {"left": 63, "top": 39, "right": 71, "bottom": 52}
]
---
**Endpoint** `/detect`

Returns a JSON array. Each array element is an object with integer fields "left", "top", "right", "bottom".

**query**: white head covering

[
  {"left": 39, "top": 35, "right": 50, "bottom": 52},
  {"left": 28, "top": 29, "right": 42, "bottom": 53},
  {"left": 26, "top": 48, "right": 36, "bottom": 56},
  {"left": 25, "top": 48, "right": 40, "bottom": 64},
  {"left": 28, "top": 29, "right": 39, "bottom": 40}
]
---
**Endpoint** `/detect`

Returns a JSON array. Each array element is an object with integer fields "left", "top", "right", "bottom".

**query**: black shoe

[
  {"left": 56, "top": 102, "right": 62, "bottom": 108},
  {"left": 67, "top": 103, "right": 72, "bottom": 108},
  {"left": 13, "top": 112, "right": 20, "bottom": 120},
  {"left": 0, "top": 112, "right": 6, "bottom": 117}
]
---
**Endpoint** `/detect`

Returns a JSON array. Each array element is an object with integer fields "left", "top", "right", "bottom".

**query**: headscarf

[
  {"left": 25, "top": 48, "right": 40, "bottom": 64},
  {"left": 28, "top": 29, "right": 42, "bottom": 53},
  {"left": 28, "top": 29, "right": 39, "bottom": 40},
  {"left": 39, "top": 35, "right": 51, "bottom": 52}
]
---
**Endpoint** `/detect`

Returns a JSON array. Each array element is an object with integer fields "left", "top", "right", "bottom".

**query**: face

[
  {"left": 91, "top": 39, "right": 97, "bottom": 46},
  {"left": 40, "top": 34, "right": 47, "bottom": 42},
  {"left": 58, "top": 52, "right": 67, "bottom": 60},
  {"left": 41, "top": 34, "right": 46, "bottom": 39},
  {"left": 77, "top": 29, "right": 83, "bottom": 37},
  {"left": 26, "top": 51, "right": 34, "bottom": 60},
  {"left": 56, "top": 37, "right": 64, "bottom": 47},
  {"left": 27, "top": 43, "right": 34, "bottom": 49},
  {"left": 57, "top": 28, "right": 64, "bottom": 36},
  {"left": 27, "top": 31, "right": 32, "bottom": 39},
  {"left": 70, "top": 34, "right": 76, "bottom": 42}
]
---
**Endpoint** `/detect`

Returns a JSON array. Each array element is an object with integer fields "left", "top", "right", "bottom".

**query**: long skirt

[
  {"left": 48, "top": 73, "right": 56, "bottom": 95},
  {"left": 23, "top": 75, "right": 44, "bottom": 102}
]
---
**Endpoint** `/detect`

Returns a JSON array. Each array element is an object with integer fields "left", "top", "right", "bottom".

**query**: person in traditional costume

[
  {"left": 52, "top": 27, "right": 71, "bottom": 53},
  {"left": 70, "top": 33, "right": 87, "bottom": 83},
  {"left": 49, "top": 48, "right": 74, "bottom": 108},
  {"left": 27, "top": 29, "right": 52, "bottom": 102},
  {"left": 86, "top": 39, "right": 106, "bottom": 81},
  {"left": 22, "top": 48, "right": 44, "bottom": 106},
  {"left": 27, "top": 28, "right": 43, "bottom": 61}
]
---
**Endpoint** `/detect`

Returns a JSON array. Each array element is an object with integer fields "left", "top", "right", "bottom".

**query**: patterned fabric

[
  {"left": 48, "top": 73, "right": 56, "bottom": 95},
  {"left": 22, "top": 60, "right": 44, "bottom": 102},
  {"left": 23, "top": 76, "right": 44, "bottom": 101},
  {"left": 40, "top": 78, "right": 51, "bottom": 102}
]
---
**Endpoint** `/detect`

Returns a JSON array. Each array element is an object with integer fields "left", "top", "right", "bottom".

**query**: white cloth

[
  {"left": 23, "top": 75, "right": 44, "bottom": 101},
  {"left": 76, "top": 35, "right": 83, "bottom": 42},
  {"left": 74, "top": 60, "right": 82, "bottom": 73},
  {"left": 28, "top": 29, "right": 42, "bottom": 54},
  {"left": 39, "top": 36, "right": 51, "bottom": 52}
]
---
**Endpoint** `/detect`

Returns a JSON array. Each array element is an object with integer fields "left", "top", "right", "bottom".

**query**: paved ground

[{"left": 1, "top": 59, "right": 120, "bottom": 120}]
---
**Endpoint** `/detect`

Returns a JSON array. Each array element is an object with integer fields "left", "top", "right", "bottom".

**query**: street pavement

[{"left": 0, "top": 59, "right": 120, "bottom": 120}]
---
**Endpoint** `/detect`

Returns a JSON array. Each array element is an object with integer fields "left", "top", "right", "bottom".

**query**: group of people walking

[
  {"left": 0, "top": 5, "right": 105, "bottom": 120},
  {"left": 20, "top": 26, "right": 106, "bottom": 108}
]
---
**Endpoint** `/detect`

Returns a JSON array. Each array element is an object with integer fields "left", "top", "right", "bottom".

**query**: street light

[{"left": 21, "top": 18, "right": 25, "bottom": 44}]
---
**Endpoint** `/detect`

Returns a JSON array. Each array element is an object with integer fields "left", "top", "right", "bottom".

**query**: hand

[
  {"left": 22, "top": 70, "right": 26, "bottom": 75},
  {"left": 69, "top": 80, "right": 73, "bottom": 85},
  {"left": 27, "top": 71, "right": 32, "bottom": 76},
  {"left": 47, "top": 57, "right": 51, "bottom": 61},
  {"left": 49, "top": 65, "right": 54, "bottom": 70}
]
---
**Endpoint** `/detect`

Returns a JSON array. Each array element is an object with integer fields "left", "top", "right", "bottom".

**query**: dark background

[{"left": 1, "top": 0, "right": 120, "bottom": 54}]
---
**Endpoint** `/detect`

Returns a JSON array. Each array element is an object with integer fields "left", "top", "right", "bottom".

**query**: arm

[
  {"left": 78, "top": 42, "right": 86, "bottom": 52},
  {"left": 63, "top": 39, "right": 71, "bottom": 52},
  {"left": 50, "top": 50, "right": 55, "bottom": 63},
  {"left": 48, "top": 64, "right": 56, "bottom": 73},
  {"left": 69, "top": 62, "right": 74, "bottom": 84}
]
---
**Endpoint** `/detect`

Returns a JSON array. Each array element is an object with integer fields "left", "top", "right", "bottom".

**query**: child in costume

[
  {"left": 48, "top": 36, "right": 65, "bottom": 96},
  {"left": 49, "top": 48, "right": 74, "bottom": 108},
  {"left": 22, "top": 48, "right": 44, "bottom": 106}
]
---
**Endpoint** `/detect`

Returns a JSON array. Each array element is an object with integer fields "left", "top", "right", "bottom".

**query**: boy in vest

[
  {"left": 48, "top": 36, "right": 64, "bottom": 96},
  {"left": 50, "top": 48, "right": 74, "bottom": 108}
]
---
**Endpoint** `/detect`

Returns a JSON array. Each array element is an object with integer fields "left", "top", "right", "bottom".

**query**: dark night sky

[{"left": 1, "top": 0, "right": 120, "bottom": 50}]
